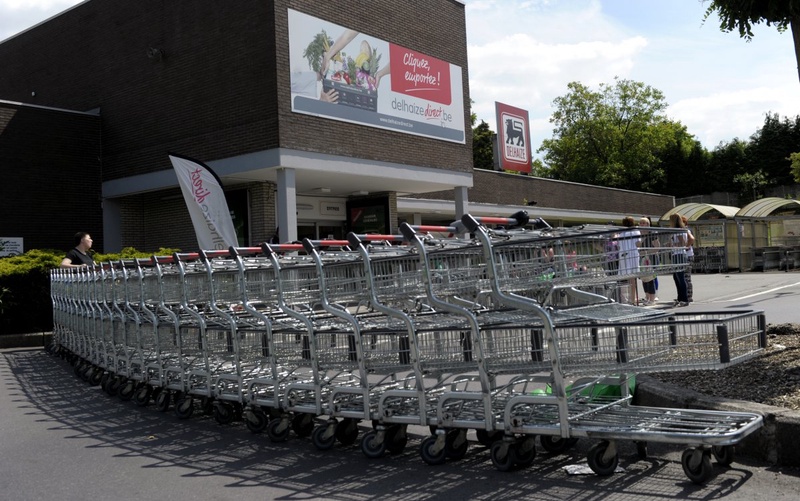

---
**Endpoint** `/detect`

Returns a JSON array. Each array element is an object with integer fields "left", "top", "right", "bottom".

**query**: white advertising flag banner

[{"left": 169, "top": 154, "right": 238, "bottom": 250}]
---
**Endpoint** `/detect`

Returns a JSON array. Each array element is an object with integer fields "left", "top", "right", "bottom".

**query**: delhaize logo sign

[
  {"left": 495, "top": 102, "right": 531, "bottom": 173},
  {"left": 288, "top": 9, "right": 465, "bottom": 143}
]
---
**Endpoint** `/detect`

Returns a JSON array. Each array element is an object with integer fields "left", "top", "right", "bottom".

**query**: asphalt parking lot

[{"left": 2, "top": 271, "right": 799, "bottom": 500}]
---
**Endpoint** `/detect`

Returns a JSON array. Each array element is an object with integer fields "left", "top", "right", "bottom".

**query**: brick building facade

[{"left": 0, "top": 0, "right": 673, "bottom": 253}]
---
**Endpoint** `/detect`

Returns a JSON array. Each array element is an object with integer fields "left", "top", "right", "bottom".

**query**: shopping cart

[
  {"left": 300, "top": 237, "right": 427, "bottom": 454},
  {"left": 451, "top": 214, "right": 765, "bottom": 482}
]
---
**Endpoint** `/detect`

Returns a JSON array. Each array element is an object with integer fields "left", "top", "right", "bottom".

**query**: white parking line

[{"left": 726, "top": 282, "right": 800, "bottom": 301}]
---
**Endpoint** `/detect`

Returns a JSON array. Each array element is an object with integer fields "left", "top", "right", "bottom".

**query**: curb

[
  {"left": 0, "top": 332, "right": 52, "bottom": 349},
  {"left": 634, "top": 374, "right": 800, "bottom": 467}
]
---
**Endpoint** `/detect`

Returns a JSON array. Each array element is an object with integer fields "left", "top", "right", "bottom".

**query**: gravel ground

[{"left": 648, "top": 323, "right": 800, "bottom": 411}]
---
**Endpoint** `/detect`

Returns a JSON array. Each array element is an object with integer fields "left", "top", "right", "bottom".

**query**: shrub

[{"left": 0, "top": 247, "right": 180, "bottom": 335}]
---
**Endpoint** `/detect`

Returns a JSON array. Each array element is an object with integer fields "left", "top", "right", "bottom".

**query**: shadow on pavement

[{"left": 2, "top": 348, "right": 759, "bottom": 500}]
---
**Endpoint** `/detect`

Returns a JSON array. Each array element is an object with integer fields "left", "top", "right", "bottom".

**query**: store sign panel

[
  {"left": 0, "top": 237, "right": 23, "bottom": 256},
  {"left": 288, "top": 9, "right": 465, "bottom": 143},
  {"left": 495, "top": 102, "right": 532, "bottom": 173}
]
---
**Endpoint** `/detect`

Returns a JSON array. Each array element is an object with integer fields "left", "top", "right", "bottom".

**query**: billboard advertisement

[
  {"left": 495, "top": 102, "right": 532, "bottom": 173},
  {"left": 288, "top": 9, "right": 465, "bottom": 143}
]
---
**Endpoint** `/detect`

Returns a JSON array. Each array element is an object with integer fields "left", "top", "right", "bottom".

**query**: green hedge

[{"left": 0, "top": 247, "right": 180, "bottom": 335}]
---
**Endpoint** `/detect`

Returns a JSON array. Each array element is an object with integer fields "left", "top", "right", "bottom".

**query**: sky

[{"left": 1, "top": 0, "right": 798, "bottom": 154}]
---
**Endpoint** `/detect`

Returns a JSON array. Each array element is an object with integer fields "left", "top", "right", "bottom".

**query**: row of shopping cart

[{"left": 49, "top": 213, "right": 766, "bottom": 484}]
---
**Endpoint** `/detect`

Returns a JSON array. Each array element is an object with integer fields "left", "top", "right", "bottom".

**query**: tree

[
  {"left": 529, "top": 158, "right": 553, "bottom": 178},
  {"left": 746, "top": 112, "right": 800, "bottom": 186},
  {"left": 538, "top": 78, "right": 676, "bottom": 192},
  {"left": 790, "top": 152, "right": 800, "bottom": 182},
  {"left": 734, "top": 169, "right": 769, "bottom": 205},
  {"left": 658, "top": 123, "right": 710, "bottom": 197},
  {"left": 705, "top": 138, "right": 750, "bottom": 198},
  {"left": 472, "top": 120, "right": 495, "bottom": 170},
  {"left": 704, "top": 0, "right": 800, "bottom": 82}
]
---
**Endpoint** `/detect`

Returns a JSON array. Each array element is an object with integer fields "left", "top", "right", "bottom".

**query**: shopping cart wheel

[
  {"left": 681, "top": 447, "right": 713, "bottom": 485},
  {"left": 514, "top": 437, "right": 537, "bottom": 469},
  {"left": 475, "top": 429, "right": 502, "bottom": 447},
  {"left": 587, "top": 440, "right": 618, "bottom": 477},
  {"left": 312, "top": 423, "right": 337, "bottom": 451},
  {"left": 73, "top": 360, "right": 85, "bottom": 377},
  {"left": 635, "top": 441, "right": 648, "bottom": 460},
  {"left": 200, "top": 397, "right": 215, "bottom": 415},
  {"left": 335, "top": 418, "right": 359, "bottom": 446},
  {"left": 134, "top": 385, "right": 152, "bottom": 407},
  {"left": 244, "top": 409, "right": 268, "bottom": 434},
  {"left": 155, "top": 389, "right": 171, "bottom": 412},
  {"left": 445, "top": 429, "right": 469, "bottom": 460},
  {"left": 99, "top": 372, "right": 111, "bottom": 392},
  {"left": 490, "top": 440, "right": 516, "bottom": 472},
  {"left": 540, "top": 435, "right": 575, "bottom": 454},
  {"left": 89, "top": 368, "right": 104, "bottom": 386},
  {"left": 386, "top": 425, "right": 408, "bottom": 455},
  {"left": 214, "top": 402, "right": 235, "bottom": 425},
  {"left": 291, "top": 413, "right": 314, "bottom": 437},
  {"left": 420, "top": 435, "right": 447, "bottom": 465},
  {"left": 106, "top": 377, "right": 123, "bottom": 397},
  {"left": 267, "top": 418, "right": 290, "bottom": 442},
  {"left": 118, "top": 380, "right": 136, "bottom": 401},
  {"left": 174, "top": 396, "right": 194, "bottom": 419},
  {"left": 361, "top": 430, "right": 387, "bottom": 459},
  {"left": 81, "top": 364, "right": 94, "bottom": 383},
  {"left": 711, "top": 445, "right": 735, "bottom": 466}
]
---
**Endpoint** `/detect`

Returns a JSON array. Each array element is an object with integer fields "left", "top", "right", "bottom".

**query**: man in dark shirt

[{"left": 61, "top": 232, "right": 95, "bottom": 268}]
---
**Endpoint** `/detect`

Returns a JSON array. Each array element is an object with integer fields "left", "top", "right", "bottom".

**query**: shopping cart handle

[
  {"left": 470, "top": 210, "right": 530, "bottom": 228},
  {"left": 399, "top": 222, "right": 417, "bottom": 240},
  {"left": 174, "top": 252, "right": 200, "bottom": 262},
  {"left": 199, "top": 249, "right": 230, "bottom": 260},
  {"left": 347, "top": 233, "right": 405, "bottom": 246},
  {"left": 135, "top": 257, "right": 155, "bottom": 266},
  {"left": 228, "top": 246, "right": 263, "bottom": 257},
  {"left": 461, "top": 214, "right": 481, "bottom": 233},
  {"left": 152, "top": 255, "right": 175, "bottom": 264},
  {"left": 402, "top": 223, "right": 461, "bottom": 238},
  {"left": 302, "top": 239, "right": 351, "bottom": 252},
  {"left": 261, "top": 243, "right": 304, "bottom": 254}
]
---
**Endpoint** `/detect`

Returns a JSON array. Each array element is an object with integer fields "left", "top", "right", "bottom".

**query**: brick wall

[
  {"left": 0, "top": 0, "right": 471, "bottom": 181},
  {"left": 417, "top": 170, "right": 675, "bottom": 216},
  {"left": 0, "top": 102, "right": 102, "bottom": 252}
]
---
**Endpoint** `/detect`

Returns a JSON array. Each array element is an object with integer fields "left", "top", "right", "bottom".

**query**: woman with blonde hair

[{"left": 669, "top": 213, "right": 690, "bottom": 306}]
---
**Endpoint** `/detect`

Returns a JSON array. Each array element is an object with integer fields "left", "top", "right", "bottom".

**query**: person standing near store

[
  {"left": 681, "top": 215, "right": 696, "bottom": 302},
  {"left": 617, "top": 216, "right": 641, "bottom": 304},
  {"left": 638, "top": 216, "right": 658, "bottom": 305},
  {"left": 669, "top": 214, "right": 690, "bottom": 306},
  {"left": 60, "top": 232, "right": 95, "bottom": 268}
]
